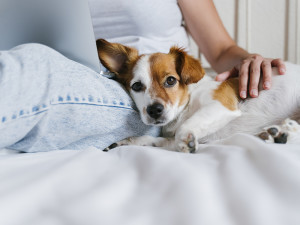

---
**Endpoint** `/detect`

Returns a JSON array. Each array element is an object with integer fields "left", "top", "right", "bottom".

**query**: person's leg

[{"left": 0, "top": 44, "right": 160, "bottom": 152}]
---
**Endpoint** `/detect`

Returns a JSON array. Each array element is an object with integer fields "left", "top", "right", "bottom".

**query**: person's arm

[{"left": 178, "top": 0, "right": 286, "bottom": 99}]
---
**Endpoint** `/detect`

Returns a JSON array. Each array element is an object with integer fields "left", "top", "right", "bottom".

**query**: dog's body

[
  {"left": 97, "top": 39, "right": 300, "bottom": 153},
  {"left": 165, "top": 65, "right": 299, "bottom": 140}
]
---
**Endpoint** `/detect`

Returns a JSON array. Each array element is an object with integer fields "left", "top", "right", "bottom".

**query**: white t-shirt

[{"left": 89, "top": 0, "right": 189, "bottom": 54}]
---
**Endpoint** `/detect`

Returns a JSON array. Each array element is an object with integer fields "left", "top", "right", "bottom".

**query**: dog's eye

[
  {"left": 131, "top": 82, "right": 144, "bottom": 92},
  {"left": 164, "top": 76, "right": 177, "bottom": 87}
]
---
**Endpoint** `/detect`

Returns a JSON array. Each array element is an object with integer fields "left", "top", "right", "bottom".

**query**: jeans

[{"left": 0, "top": 44, "right": 160, "bottom": 152}]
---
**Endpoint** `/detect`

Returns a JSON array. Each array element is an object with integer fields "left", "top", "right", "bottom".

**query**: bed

[
  {"left": 1, "top": 43, "right": 300, "bottom": 225},
  {"left": 1, "top": 133, "right": 300, "bottom": 225}
]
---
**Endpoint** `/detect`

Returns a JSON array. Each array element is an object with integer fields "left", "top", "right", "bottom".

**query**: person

[
  {"left": 89, "top": 0, "right": 286, "bottom": 99},
  {"left": 0, "top": 0, "right": 286, "bottom": 152}
]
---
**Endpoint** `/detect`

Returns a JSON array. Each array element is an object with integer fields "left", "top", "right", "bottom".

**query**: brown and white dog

[{"left": 97, "top": 39, "right": 300, "bottom": 153}]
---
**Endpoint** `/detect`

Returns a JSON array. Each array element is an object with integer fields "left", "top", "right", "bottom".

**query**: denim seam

[
  {"left": 1, "top": 95, "right": 137, "bottom": 126},
  {"left": 50, "top": 102, "right": 135, "bottom": 110},
  {"left": 1, "top": 108, "right": 49, "bottom": 127},
  {"left": 50, "top": 94, "right": 134, "bottom": 110}
]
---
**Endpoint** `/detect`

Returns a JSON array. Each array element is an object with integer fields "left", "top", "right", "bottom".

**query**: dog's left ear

[
  {"left": 96, "top": 39, "right": 138, "bottom": 76},
  {"left": 169, "top": 46, "right": 205, "bottom": 85}
]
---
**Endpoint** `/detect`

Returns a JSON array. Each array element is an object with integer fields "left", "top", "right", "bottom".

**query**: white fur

[
  {"left": 163, "top": 76, "right": 241, "bottom": 137},
  {"left": 112, "top": 62, "right": 300, "bottom": 152},
  {"left": 130, "top": 55, "right": 187, "bottom": 126},
  {"left": 130, "top": 55, "right": 153, "bottom": 125},
  {"left": 203, "top": 63, "right": 300, "bottom": 143}
]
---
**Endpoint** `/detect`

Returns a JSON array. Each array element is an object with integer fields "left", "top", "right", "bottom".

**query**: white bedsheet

[{"left": 0, "top": 134, "right": 300, "bottom": 225}]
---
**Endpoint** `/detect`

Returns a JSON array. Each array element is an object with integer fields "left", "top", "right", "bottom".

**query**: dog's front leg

[
  {"left": 104, "top": 135, "right": 176, "bottom": 151},
  {"left": 175, "top": 103, "right": 241, "bottom": 153}
]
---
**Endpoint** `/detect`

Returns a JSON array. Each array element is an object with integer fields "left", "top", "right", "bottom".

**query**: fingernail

[
  {"left": 264, "top": 82, "right": 271, "bottom": 89},
  {"left": 280, "top": 68, "right": 285, "bottom": 74},
  {"left": 250, "top": 89, "right": 258, "bottom": 97},
  {"left": 216, "top": 74, "right": 225, "bottom": 81},
  {"left": 240, "top": 91, "right": 247, "bottom": 99}
]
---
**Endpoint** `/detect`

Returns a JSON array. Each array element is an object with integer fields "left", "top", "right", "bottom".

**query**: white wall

[{"left": 189, "top": 0, "right": 300, "bottom": 69}]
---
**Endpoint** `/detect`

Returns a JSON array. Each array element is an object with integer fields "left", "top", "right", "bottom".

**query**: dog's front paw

[
  {"left": 103, "top": 137, "right": 134, "bottom": 152},
  {"left": 176, "top": 131, "right": 198, "bottom": 153}
]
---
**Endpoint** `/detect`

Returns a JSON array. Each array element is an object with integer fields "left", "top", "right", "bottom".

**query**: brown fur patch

[
  {"left": 96, "top": 39, "right": 139, "bottom": 89},
  {"left": 213, "top": 78, "right": 240, "bottom": 111},
  {"left": 169, "top": 47, "right": 205, "bottom": 85},
  {"left": 147, "top": 47, "right": 205, "bottom": 108},
  {"left": 148, "top": 53, "right": 189, "bottom": 107}
]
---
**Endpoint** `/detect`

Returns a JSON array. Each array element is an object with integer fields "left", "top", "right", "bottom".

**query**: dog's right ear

[
  {"left": 96, "top": 39, "right": 138, "bottom": 77},
  {"left": 169, "top": 46, "right": 205, "bottom": 85}
]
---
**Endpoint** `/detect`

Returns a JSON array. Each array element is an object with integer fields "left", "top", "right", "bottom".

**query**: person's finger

[
  {"left": 249, "top": 56, "right": 263, "bottom": 97},
  {"left": 239, "top": 60, "right": 250, "bottom": 99},
  {"left": 271, "top": 58, "right": 286, "bottom": 75},
  {"left": 261, "top": 60, "right": 272, "bottom": 90},
  {"left": 215, "top": 71, "right": 231, "bottom": 82},
  {"left": 215, "top": 66, "right": 239, "bottom": 81}
]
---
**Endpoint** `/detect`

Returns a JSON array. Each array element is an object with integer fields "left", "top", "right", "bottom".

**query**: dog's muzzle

[{"left": 146, "top": 103, "right": 164, "bottom": 119}]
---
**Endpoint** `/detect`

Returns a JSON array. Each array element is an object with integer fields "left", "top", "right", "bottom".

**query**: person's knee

[
  {"left": 11, "top": 43, "right": 67, "bottom": 65},
  {"left": 12, "top": 43, "right": 55, "bottom": 53}
]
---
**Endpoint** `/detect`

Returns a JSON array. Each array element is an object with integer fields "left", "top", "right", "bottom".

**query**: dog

[{"left": 96, "top": 39, "right": 300, "bottom": 153}]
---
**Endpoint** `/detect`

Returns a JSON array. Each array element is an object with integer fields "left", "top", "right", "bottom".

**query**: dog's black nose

[{"left": 146, "top": 103, "right": 164, "bottom": 119}]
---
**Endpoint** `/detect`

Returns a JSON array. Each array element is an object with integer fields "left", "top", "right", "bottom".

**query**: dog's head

[{"left": 97, "top": 39, "right": 205, "bottom": 126}]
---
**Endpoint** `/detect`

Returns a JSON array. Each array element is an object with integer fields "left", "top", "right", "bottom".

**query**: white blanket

[{"left": 0, "top": 134, "right": 300, "bottom": 225}]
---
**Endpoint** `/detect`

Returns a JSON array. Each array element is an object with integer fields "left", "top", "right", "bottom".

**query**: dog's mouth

[
  {"left": 142, "top": 115, "right": 171, "bottom": 126},
  {"left": 151, "top": 121, "right": 168, "bottom": 126},
  {"left": 153, "top": 120, "right": 165, "bottom": 125}
]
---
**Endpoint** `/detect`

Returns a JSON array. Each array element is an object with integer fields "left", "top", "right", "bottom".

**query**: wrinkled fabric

[{"left": 0, "top": 134, "right": 299, "bottom": 225}]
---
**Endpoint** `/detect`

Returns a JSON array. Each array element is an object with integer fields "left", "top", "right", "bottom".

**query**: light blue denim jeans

[{"left": 0, "top": 44, "right": 160, "bottom": 153}]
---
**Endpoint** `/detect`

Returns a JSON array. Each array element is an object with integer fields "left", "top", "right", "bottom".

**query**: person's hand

[{"left": 215, "top": 54, "right": 286, "bottom": 99}]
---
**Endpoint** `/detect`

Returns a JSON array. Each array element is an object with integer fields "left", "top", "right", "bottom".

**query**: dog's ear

[
  {"left": 169, "top": 46, "right": 205, "bottom": 85},
  {"left": 96, "top": 39, "right": 138, "bottom": 82}
]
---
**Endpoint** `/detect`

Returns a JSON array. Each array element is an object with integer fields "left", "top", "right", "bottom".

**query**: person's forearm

[{"left": 211, "top": 44, "right": 250, "bottom": 73}]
